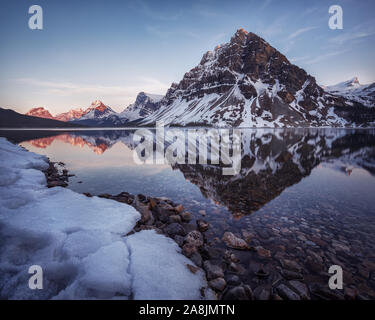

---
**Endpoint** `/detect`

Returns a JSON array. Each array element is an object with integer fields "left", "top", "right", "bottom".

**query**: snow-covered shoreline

[{"left": 0, "top": 138, "right": 208, "bottom": 300}]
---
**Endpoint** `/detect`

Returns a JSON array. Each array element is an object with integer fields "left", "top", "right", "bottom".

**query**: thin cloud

[
  {"left": 288, "top": 26, "right": 318, "bottom": 40},
  {"left": 297, "top": 50, "right": 348, "bottom": 65},
  {"left": 330, "top": 30, "right": 375, "bottom": 45},
  {"left": 15, "top": 78, "right": 170, "bottom": 109},
  {"left": 145, "top": 25, "right": 200, "bottom": 39},
  {"left": 301, "top": 6, "right": 319, "bottom": 17},
  {"left": 329, "top": 21, "right": 375, "bottom": 45},
  {"left": 133, "top": 0, "right": 182, "bottom": 21},
  {"left": 256, "top": 15, "right": 289, "bottom": 39}
]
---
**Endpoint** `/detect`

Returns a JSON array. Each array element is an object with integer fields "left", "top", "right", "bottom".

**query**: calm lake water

[{"left": 2, "top": 128, "right": 375, "bottom": 298}]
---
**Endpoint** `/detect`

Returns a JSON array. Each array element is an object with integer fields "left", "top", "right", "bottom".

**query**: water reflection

[{"left": 4, "top": 128, "right": 375, "bottom": 217}]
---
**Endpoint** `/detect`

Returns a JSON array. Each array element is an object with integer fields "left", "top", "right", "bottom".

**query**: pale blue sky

[{"left": 0, "top": 0, "right": 374, "bottom": 114}]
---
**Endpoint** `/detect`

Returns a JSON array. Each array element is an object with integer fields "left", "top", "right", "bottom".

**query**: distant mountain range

[
  {"left": 23, "top": 93, "right": 162, "bottom": 127},
  {"left": 323, "top": 77, "right": 375, "bottom": 108},
  {"left": 11, "top": 29, "right": 375, "bottom": 128},
  {"left": 0, "top": 108, "right": 83, "bottom": 128}
]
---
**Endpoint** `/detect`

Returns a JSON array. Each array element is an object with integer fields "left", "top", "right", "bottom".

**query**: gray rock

[
  {"left": 253, "top": 285, "right": 271, "bottom": 300},
  {"left": 276, "top": 284, "right": 300, "bottom": 300},
  {"left": 310, "top": 283, "right": 344, "bottom": 300},
  {"left": 182, "top": 243, "right": 198, "bottom": 257},
  {"left": 280, "top": 259, "right": 302, "bottom": 273},
  {"left": 209, "top": 278, "right": 227, "bottom": 292},
  {"left": 289, "top": 280, "right": 310, "bottom": 300},
  {"left": 197, "top": 219, "right": 209, "bottom": 232},
  {"left": 223, "top": 285, "right": 252, "bottom": 300},
  {"left": 174, "top": 235, "right": 184, "bottom": 247},
  {"left": 281, "top": 269, "right": 304, "bottom": 280},
  {"left": 190, "top": 252, "right": 203, "bottom": 267},
  {"left": 243, "top": 285, "right": 253, "bottom": 300},
  {"left": 155, "top": 203, "right": 175, "bottom": 222},
  {"left": 169, "top": 215, "right": 182, "bottom": 224},
  {"left": 184, "top": 230, "right": 204, "bottom": 248},
  {"left": 203, "top": 261, "right": 224, "bottom": 280},
  {"left": 222, "top": 232, "right": 250, "bottom": 250},
  {"left": 164, "top": 223, "right": 186, "bottom": 237},
  {"left": 180, "top": 211, "right": 192, "bottom": 222},
  {"left": 133, "top": 195, "right": 154, "bottom": 225},
  {"left": 226, "top": 275, "right": 241, "bottom": 286}
]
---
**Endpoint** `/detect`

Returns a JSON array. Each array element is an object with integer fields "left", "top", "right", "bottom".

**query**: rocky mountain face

[
  {"left": 25, "top": 100, "right": 121, "bottom": 126},
  {"left": 26, "top": 107, "right": 54, "bottom": 120},
  {"left": 324, "top": 77, "right": 375, "bottom": 108},
  {"left": 119, "top": 92, "right": 163, "bottom": 123},
  {"left": 139, "top": 29, "right": 375, "bottom": 127},
  {"left": 54, "top": 108, "right": 88, "bottom": 122},
  {"left": 24, "top": 94, "right": 163, "bottom": 126},
  {"left": 72, "top": 100, "right": 120, "bottom": 126}
]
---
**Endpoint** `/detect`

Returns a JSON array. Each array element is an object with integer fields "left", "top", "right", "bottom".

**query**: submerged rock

[
  {"left": 253, "top": 285, "right": 271, "bottom": 300},
  {"left": 180, "top": 211, "right": 192, "bottom": 222},
  {"left": 209, "top": 278, "right": 227, "bottom": 292},
  {"left": 222, "top": 232, "right": 250, "bottom": 250},
  {"left": 164, "top": 223, "right": 186, "bottom": 237},
  {"left": 276, "top": 284, "right": 300, "bottom": 300},
  {"left": 223, "top": 285, "right": 253, "bottom": 300},
  {"left": 197, "top": 219, "right": 209, "bottom": 232},
  {"left": 203, "top": 261, "right": 224, "bottom": 280},
  {"left": 288, "top": 280, "right": 310, "bottom": 300},
  {"left": 184, "top": 231, "right": 204, "bottom": 248}
]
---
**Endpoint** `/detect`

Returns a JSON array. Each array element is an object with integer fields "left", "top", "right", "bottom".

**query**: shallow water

[{"left": 2, "top": 127, "right": 375, "bottom": 298}]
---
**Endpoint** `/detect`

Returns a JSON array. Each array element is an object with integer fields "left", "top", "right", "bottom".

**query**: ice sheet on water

[
  {"left": 126, "top": 230, "right": 206, "bottom": 300},
  {"left": 0, "top": 138, "right": 207, "bottom": 300}
]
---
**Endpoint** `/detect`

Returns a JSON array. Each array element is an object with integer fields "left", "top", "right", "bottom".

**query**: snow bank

[{"left": 0, "top": 138, "right": 207, "bottom": 300}]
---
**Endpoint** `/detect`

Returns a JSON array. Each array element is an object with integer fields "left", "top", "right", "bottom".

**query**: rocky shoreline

[{"left": 44, "top": 161, "right": 370, "bottom": 300}]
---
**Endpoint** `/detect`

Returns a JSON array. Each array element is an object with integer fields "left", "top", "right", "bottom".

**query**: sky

[{"left": 0, "top": 0, "right": 374, "bottom": 114}]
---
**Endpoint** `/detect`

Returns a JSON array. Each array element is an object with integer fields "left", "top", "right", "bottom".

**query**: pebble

[
  {"left": 209, "top": 278, "right": 227, "bottom": 292},
  {"left": 203, "top": 261, "right": 224, "bottom": 280},
  {"left": 276, "top": 284, "right": 300, "bottom": 300}
]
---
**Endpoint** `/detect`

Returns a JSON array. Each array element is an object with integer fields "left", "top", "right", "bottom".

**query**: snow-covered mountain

[
  {"left": 26, "top": 107, "right": 54, "bottom": 120},
  {"left": 23, "top": 30, "right": 374, "bottom": 127},
  {"left": 119, "top": 92, "right": 163, "bottom": 123},
  {"left": 78, "top": 100, "right": 116, "bottom": 120},
  {"left": 25, "top": 100, "right": 124, "bottom": 126},
  {"left": 137, "top": 29, "right": 374, "bottom": 127},
  {"left": 25, "top": 106, "right": 90, "bottom": 122},
  {"left": 54, "top": 108, "right": 88, "bottom": 121},
  {"left": 324, "top": 77, "right": 375, "bottom": 108}
]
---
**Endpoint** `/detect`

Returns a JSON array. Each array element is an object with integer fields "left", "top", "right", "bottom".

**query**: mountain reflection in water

[{"left": 5, "top": 128, "right": 374, "bottom": 217}]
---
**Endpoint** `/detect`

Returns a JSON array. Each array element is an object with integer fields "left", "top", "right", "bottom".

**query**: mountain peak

[
  {"left": 349, "top": 76, "right": 360, "bottom": 85},
  {"left": 90, "top": 100, "right": 108, "bottom": 112},
  {"left": 234, "top": 28, "right": 248, "bottom": 37},
  {"left": 26, "top": 107, "right": 54, "bottom": 119}
]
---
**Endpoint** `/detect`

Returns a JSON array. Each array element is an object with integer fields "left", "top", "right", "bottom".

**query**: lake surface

[{"left": 2, "top": 128, "right": 375, "bottom": 299}]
